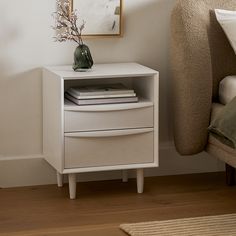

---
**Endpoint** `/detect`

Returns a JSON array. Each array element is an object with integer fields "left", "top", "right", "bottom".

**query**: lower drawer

[{"left": 64, "top": 128, "right": 154, "bottom": 168}]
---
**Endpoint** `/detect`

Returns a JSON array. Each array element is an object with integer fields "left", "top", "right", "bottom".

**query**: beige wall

[{"left": 0, "top": 0, "right": 224, "bottom": 187}]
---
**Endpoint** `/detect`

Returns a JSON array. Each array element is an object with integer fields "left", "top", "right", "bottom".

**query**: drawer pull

[{"left": 65, "top": 128, "right": 153, "bottom": 138}]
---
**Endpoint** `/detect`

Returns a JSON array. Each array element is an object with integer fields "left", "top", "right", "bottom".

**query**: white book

[
  {"left": 65, "top": 93, "right": 138, "bottom": 106},
  {"left": 67, "top": 83, "right": 135, "bottom": 97}
]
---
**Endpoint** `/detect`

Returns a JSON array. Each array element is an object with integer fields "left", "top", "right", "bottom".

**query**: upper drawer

[{"left": 64, "top": 104, "right": 154, "bottom": 132}]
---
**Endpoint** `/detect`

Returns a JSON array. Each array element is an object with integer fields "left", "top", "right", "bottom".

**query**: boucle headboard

[{"left": 171, "top": 0, "right": 236, "bottom": 155}]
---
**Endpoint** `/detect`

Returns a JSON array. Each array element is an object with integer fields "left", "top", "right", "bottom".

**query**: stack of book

[{"left": 65, "top": 83, "right": 138, "bottom": 106}]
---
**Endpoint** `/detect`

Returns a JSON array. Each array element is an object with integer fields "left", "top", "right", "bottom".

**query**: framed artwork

[{"left": 70, "top": 0, "right": 123, "bottom": 37}]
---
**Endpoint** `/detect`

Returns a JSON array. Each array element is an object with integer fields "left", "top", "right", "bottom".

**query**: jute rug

[{"left": 120, "top": 214, "right": 236, "bottom": 236}]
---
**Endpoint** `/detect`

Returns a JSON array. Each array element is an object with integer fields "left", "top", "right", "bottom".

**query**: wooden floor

[{"left": 1, "top": 172, "right": 236, "bottom": 236}]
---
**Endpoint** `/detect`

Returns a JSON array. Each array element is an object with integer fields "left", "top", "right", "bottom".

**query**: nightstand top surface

[{"left": 44, "top": 63, "right": 158, "bottom": 80}]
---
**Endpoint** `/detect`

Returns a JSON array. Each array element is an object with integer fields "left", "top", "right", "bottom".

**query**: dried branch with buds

[{"left": 52, "top": 0, "right": 85, "bottom": 45}]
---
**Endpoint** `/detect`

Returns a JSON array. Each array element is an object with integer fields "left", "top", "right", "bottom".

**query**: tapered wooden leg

[
  {"left": 68, "top": 173, "right": 77, "bottom": 199},
  {"left": 57, "top": 172, "right": 63, "bottom": 187},
  {"left": 226, "top": 164, "right": 235, "bottom": 186},
  {"left": 137, "top": 169, "right": 144, "bottom": 193},
  {"left": 122, "top": 170, "right": 128, "bottom": 182}
]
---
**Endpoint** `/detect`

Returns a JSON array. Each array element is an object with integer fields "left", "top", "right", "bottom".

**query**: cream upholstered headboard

[{"left": 171, "top": 0, "right": 236, "bottom": 155}]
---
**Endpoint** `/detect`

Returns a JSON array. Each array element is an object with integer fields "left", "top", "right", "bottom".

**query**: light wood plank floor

[{"left": 1, "top": 172, "right": 236, "bottom": 236}]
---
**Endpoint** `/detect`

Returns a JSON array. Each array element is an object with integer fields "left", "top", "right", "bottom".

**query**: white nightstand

[{"left": 43, "top": 63, "right": 159, "bottom": 199}]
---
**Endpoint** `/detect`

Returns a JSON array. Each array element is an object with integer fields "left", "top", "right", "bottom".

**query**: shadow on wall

[
  {"left": 0, "top": 69, "right": 43, "bottom": 157},
  {"left": 0, "top": 4, "right": 17, "bottom": 79},
  {"left": 0, "top": 2, "right": 43, "bottom": 157}
]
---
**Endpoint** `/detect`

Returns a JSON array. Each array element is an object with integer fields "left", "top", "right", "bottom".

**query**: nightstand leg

[
  {"left": 136, "top": 169, "right": 144, "bottom": 194},
  {"left": 122, "top": 170, "right": 128, "bottom": 182},
  {"left": 57, "top": 172, "right": 63, "bottom": 187},
  {"left": 68, "top": 173, "right": 77, "bottom": 199}
]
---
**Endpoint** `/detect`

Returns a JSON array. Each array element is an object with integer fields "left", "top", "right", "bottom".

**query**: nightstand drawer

[
  {"left": 64, "top": 128, "right": 154, "bottom": 168},
  {"left": 64, "top": 105, "right": 154, "bottom": 132}
]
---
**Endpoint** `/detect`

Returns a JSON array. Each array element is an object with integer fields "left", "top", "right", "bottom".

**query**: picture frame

[{"left": 69, "top": 0, "right": 123, "bottom": 37}]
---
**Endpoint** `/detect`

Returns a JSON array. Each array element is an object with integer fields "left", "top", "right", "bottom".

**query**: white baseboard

[{"left": 0, "top": 143, "right": 225, "bottom": 188}]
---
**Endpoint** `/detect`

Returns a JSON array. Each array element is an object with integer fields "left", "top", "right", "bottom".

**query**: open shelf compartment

[{"left": 63, "top": 76, "right": 155, "bottom": 111}]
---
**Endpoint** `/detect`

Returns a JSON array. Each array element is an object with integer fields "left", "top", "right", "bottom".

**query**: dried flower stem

[{"left": 52, "top": 0, "right": 85, "bottom": 45}]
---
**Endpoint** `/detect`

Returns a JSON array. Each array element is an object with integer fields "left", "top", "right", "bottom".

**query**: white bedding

[
  {"left": 215, "top": 9, "right": 236, "bottom": 54},
  {"left": 219, "top": 75, "right": 236, "bottom": 104}
]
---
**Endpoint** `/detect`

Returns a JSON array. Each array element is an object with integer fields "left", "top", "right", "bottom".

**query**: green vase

[{"left": 73, "top": 44, "right": 94, "bottom": 72}]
